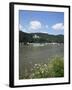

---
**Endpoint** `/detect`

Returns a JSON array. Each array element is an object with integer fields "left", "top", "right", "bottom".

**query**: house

[{"left": 33, "top": 34, "right": 40, "bottom": 39}]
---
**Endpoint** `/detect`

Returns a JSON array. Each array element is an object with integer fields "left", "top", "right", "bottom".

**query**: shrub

[
  {"left": 31, "top": 56, "right": 64, "bottom": 78},
  {"left": 49, "top": 57, "right": 64, "bottom": 77}
]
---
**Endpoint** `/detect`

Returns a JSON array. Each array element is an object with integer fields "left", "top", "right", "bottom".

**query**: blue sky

[{"left": 19, "top": 10, "right": 64, "bottom": 35}]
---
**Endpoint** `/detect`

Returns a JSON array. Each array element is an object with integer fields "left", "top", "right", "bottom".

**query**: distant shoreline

[{"left": 19, "top": 42, "right": 64, "bottom": 47}]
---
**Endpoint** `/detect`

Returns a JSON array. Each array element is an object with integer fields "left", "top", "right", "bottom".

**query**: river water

[{"left": 19, "top": 43, "right": 64, "bottom": 79}]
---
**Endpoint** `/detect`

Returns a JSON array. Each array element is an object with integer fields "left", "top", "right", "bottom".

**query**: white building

[{"left": 33, "top": 34, "right": 40, "bottom": 39}]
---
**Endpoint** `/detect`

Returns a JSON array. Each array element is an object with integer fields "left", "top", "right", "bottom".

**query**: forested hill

[{"left": 19, "top": 31, "right": 64, "bottom": 43}]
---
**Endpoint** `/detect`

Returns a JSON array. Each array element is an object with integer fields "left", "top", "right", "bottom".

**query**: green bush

[
  {"left": 31, "top": 56, "right": 64, "bottom": 78},
  {"left": 50, "top": 57, "right": 64, "bottom": 77}
]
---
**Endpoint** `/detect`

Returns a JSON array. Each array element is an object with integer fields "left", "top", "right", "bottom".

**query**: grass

[
  {"left": 31, "top": 56, "right": 64, "bottom": 78},
  {"left": 20, "top": 56, "right": 64, "bottom": 79}
]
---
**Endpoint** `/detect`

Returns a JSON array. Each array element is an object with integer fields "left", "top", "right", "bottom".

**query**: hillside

[{"left": 19, "top": 31, "right": 64, "bottom": 44}]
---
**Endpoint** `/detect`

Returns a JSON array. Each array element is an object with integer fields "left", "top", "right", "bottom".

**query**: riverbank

[
  {"left": 19, "top": 42, "right": 64, "bottom": 47},
  {"left": 19, "top": 56, "right": 64, "bottom": 79}
]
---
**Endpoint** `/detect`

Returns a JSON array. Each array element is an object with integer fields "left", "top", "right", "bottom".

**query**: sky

[{"left": 19, "top": 10, "right": 64, "bottom": 35}]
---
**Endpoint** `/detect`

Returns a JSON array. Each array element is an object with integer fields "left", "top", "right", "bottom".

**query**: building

[{"left": 33, "top": 34, "right": 40, "bottom": 39}]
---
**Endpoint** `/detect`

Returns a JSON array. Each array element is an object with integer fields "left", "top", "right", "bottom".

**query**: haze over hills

[{"left": 19, "top": 30, "right": 64, "bottom": 44}]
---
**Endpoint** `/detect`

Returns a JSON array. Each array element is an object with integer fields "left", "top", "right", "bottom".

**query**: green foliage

[
  {"left": 49, "top": 57, "right": 64, "bottom": 77},
  {"left": 30, "top": 56, "right": 64, "bottom": 78},
  {"left": 19, "top": 31, "right": 64, "bottom": 44},
  {"left": 20, "top": 56, "right": 64, "bottom": 79}
]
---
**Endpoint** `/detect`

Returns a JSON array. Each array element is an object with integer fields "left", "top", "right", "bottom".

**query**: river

[{"left": 19, "top": 43, "right": 64, "bottom": 79}]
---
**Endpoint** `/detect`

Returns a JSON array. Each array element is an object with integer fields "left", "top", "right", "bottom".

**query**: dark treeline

[{"left": 19, "top": 31, "right": 64, "bottom": 44}]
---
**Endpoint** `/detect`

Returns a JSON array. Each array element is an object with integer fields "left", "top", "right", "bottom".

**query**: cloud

[
  {"left": 20, "top": 21, "right": 49, "bottom": 33},
  {"left": 45, "top": 25, "right": 49, "bottom": 28},
  {"left": 19, "top": 24, "right": 27, "bottom": 32},
  {"left": 52, "top": 23, "right": 64, "bottom": 30},
  {"left": 29, "top": 20, "right": 42, "bottom": 30},
  {"left": 19, "top": 24, "right": 23, "bottom": 30},
  {"left": 42, "top": 31, "right": 48, "bottom": 33}
]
